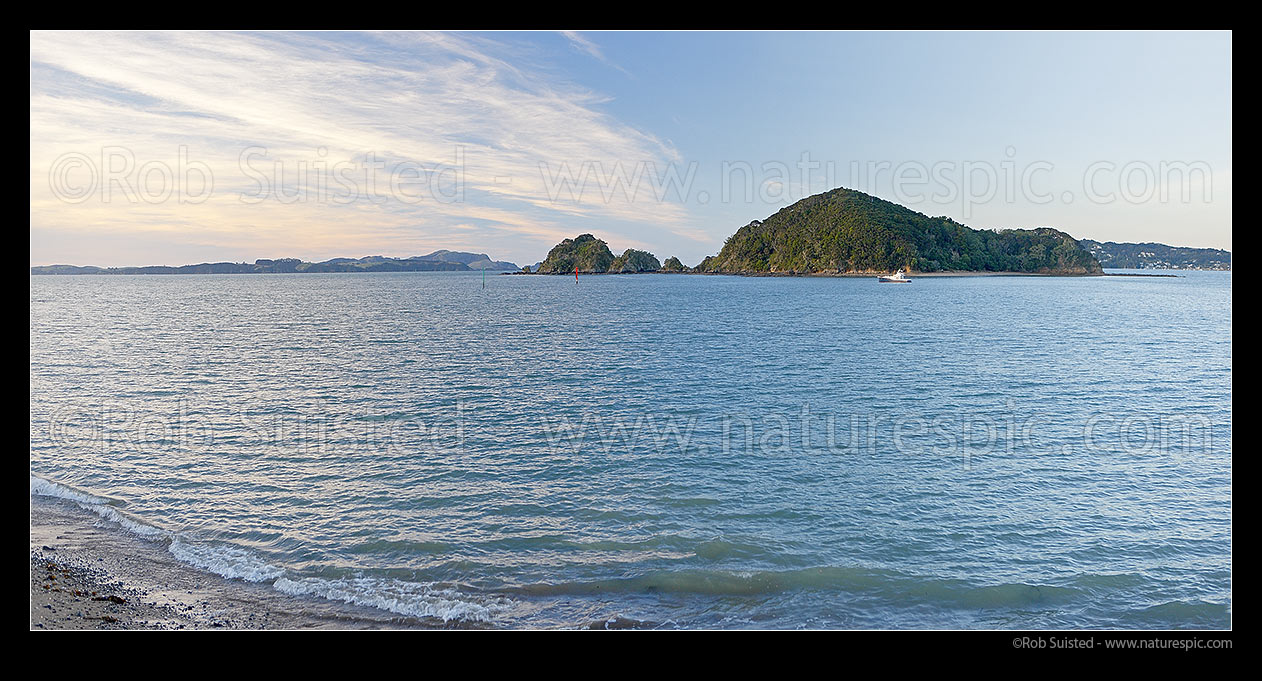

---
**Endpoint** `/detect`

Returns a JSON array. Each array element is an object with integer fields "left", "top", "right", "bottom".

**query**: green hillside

[{"left": 697, "top": 188, "right": 1102, "bottom": 275}]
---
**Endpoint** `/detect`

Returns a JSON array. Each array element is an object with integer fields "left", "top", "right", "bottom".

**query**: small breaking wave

[
  {"left": 169, "top": 538, "right": 286, "bottom": 583},
  {"left": 31, "top": 474, "right": 123, "bottom": 507},
  {"left": 274, "top": 575, "right": 514, "bottom": 623},
  {"left": 32, "top": 476, "right": 279, "bottom": 580},
  {"left": 32, "top": 473, "right": 507, "bottom": 624},
  {"left": 31, "top": 474, "right": 163, "bottom": 537}
]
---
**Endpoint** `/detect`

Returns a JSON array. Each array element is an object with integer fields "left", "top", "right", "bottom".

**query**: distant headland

[
  {"left": 31, "top": 251, "right": 519, "bottom": 276},
  {"left": 1078, "top": 240, "right": 1231, "bottom": 271}
]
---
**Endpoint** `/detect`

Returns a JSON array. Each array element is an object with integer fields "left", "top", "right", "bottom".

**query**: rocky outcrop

[
  {"left": 660, "top": 256, "right": 690, "bottom": 273},
  {"left": 535, "top": 234, "right": 616, "bottom": 273},
  {"left": 608, "top": 249, "right": 661, "bottom": 273}
]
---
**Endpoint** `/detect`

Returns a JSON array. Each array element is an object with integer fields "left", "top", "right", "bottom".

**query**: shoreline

[
  {"left": 514, "top": 270, "right": 1109, "bottom": 278},
  {"left": 34, "top": 268, "right": 1224, "bottom": 278},
  {"left": 29, "top": 494, "right": 449, "bottom": 630}
]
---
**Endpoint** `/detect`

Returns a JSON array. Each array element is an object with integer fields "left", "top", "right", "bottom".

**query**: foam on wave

[
  {"left": 31, "top": 474, "right": 117, "bottom": 506},
  {"left": 168, "top": 538, "right": 286, "bottom": 583},
  {"left": 274, "top": 576, "right": 513, "bottom": 623},
  {"left": 31, "top": 474, "right": 163, "bottom": 537}
]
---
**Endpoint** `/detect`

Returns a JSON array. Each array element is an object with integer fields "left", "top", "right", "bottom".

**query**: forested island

[
  {"left": 694, "top": 188, "right": 1100, "bottom": 275},
  {"left": 529, "top": 187, "right": 1102, "bottom": 276}
]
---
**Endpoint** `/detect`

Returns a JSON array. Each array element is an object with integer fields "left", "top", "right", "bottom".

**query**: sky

[{"left": 29, "top": 31, "right": 1232, "bottom": 268}]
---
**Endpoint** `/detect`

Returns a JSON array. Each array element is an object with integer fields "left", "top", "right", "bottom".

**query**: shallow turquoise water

[{"left": 29, "top": 270, "right": 1232, "bottom": 628}]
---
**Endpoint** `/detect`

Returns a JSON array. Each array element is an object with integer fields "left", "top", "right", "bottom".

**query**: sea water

[{"left": 29, "top": 270, "right": 1232, "bottom": 628}]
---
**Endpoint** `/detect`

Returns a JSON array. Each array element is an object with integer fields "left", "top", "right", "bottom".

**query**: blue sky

[{"left": 30, "top": 31, "right": 1232, "bottom": 267}]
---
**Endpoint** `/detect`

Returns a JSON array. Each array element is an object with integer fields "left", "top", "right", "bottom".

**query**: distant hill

[
  {"left": 1078, "top": 240, "right": 1230, "bottom": 271},
  {"left": 696, "top": 187, "right": 1101, "bottom": 275},
  {"left": 31, "top": 251, "right": 520, "bottom": 275},
  {"left": 413, "top": 250, "right": 520, "bottom": 271}
]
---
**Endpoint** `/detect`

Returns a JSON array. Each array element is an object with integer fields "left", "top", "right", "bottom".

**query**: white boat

[{"left": 878, "top": 269, "right": 912, "bottom": 283}]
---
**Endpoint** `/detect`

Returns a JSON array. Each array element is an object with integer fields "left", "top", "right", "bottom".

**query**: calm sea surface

[{"left": 29, "top": 270, "right": 1232, "bottom": 628}]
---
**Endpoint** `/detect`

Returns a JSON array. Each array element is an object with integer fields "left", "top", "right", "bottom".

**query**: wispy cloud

[
  {"left": 559, "top": 31, "right": 633, "bottom": 78},
  {"left": 29, "top": 31, "right": 684, "bottom": 266}
]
